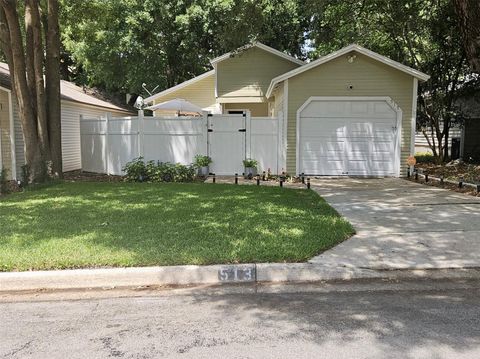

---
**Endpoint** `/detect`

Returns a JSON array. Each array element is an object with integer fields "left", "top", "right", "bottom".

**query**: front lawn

[{"left": 0, "top": 182, "right": 354, "bottom": 271}]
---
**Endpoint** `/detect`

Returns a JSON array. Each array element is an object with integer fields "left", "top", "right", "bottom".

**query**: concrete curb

[{"left": 1, "top": 263, "right": 480, "bottom": 293}]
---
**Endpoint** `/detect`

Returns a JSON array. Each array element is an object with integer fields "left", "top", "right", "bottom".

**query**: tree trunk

[
  {"left": 45, "top": 0, "right": 62, "bottom": 178},
  {"left": 26, "top": 0, "right": 51, "bottom": 161},
  {"left": 1, "top": 0, "right": 45, "bottom": 180},
  {"left": 453, "top": 0, "right": 480, "bottom": 73}
]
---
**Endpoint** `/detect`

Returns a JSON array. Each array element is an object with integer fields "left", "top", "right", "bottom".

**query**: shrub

[
  {"left": 193, "top": 155, "right": 212, "bottom": 167},
  {"left": 415, "top": 152, "right": 435, "bottom": 164},
  {"left": 0, "top": 167, "right": 9, "bottom": 194},
  {"left": 123, "top": 158, "right": 195, "bottom": 183},
  {"left": 243, "top": 158, "right": 258, "bottom": 168},
  {"left": 122, "top": 157, "right": 147, "bottom": 182}
]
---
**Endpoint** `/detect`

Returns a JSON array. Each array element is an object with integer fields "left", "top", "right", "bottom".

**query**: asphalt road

[{"left": 1, "top": 280, "right": 480, "bottom": 359}]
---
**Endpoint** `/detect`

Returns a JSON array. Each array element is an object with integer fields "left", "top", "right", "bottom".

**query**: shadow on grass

[{"left": 0, "top": 182, "right": 353, "bottom": 271}]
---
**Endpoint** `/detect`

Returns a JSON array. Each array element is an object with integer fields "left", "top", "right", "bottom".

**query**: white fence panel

[
  {"left": 143, "top": 116, "right": 206, "bottom": 165},
  {"left": 250, "top": 117, "right": 278, "bottom": 173},
  {"left": 80, "top": 118, "right": 108, "bottom": 174},
  {"left": 81, "top": 112, "right": 280, "bottom": 176}
]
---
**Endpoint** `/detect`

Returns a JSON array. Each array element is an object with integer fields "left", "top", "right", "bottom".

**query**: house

[
  {"left": 144, "top": 42, "right": 429, "bottom": 177},
  {"left": 0, "top": 62, "right": 133, "bottom": 180}
]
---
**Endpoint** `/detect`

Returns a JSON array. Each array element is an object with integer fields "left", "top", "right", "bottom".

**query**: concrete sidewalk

[{"left": 309, "top": 178, "right": 480, "bottom": 270}]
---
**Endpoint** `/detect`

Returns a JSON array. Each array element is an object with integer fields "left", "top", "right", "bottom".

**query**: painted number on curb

[{"left": 218, "top": 266, "right": 255, "bottom": 282}]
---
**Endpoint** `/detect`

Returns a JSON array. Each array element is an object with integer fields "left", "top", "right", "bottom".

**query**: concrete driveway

[{"left": 309, "top": 178, "right": 480, "bottom": 270}]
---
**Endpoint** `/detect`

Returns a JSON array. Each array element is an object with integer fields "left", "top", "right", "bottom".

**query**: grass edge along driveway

[{"left": 0, "top": 182, "right": 354, "bottom": 271}]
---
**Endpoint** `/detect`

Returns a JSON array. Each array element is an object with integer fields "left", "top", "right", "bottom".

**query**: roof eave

[{"left": 144, "top": 70, "right": 215, "bottom": 103}]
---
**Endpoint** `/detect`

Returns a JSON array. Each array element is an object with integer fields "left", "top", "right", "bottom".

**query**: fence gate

[{"left": 208, "top": 114, "right": 246, "bottom": 175}]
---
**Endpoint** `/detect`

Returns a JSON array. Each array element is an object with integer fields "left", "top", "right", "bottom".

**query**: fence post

[
  {"left": 245, "top": 110, "right": 251, "bottom": 160},
  {"left": 105, "top": 113, "right": 111, "bottom": 175},
  {"left": 138, "top": 110, "right": 144, "bottom": 158}
]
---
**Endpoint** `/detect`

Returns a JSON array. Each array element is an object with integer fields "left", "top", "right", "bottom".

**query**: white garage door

[{"left": 298, "top": 99, "right": 399, "bottom": 176}]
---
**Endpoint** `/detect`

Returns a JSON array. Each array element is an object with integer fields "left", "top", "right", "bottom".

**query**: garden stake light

[
  {"left": 256, "top": 175, "right": 260, "bottom": 186},
  {"left": 415, "top": 170, "right": 419, "bottom": 181},
  {"left": 262, "top": 171, "right": 266, "bottom": 181},
  {"left": 459, "top": 178, "right": 463, "bottom": 189},
  {"left": 407, "top": 167, "right": 410, "bottom": 178},
  {"left": 307, "top": 178, "right": 311, "bottom": 189},
  {"left": 301, "top": 173, "right": 305, "bottom": 184},
  {"left": 280, "top": 176, "right": 284, "bottom": 187},
  {"left": 212, "top": 174, "right": 216, "bottom": 183},
  {"left": 235, "top": 173, "right": 238, "bottom": 184},
  {"left": 425, "top": 174, "right": 429, "bottom": 182}
]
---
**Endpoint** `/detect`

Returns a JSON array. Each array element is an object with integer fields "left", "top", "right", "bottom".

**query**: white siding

[
  {"left": 414, "top": 125, "right": 462, "bottom": 154},
  {"left": 13, "top": 100, "right": 130, "bottom": 177}
]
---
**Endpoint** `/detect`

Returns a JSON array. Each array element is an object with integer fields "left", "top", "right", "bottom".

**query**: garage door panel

[
  {"left": 300, "top": 118, "right": 347, "bottom": 137},
  {"left": 299, "top": 99, "right": 398, "bottom": 176}
]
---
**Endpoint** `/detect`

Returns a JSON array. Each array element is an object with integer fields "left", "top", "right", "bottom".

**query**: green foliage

[
  {"left": 243, "top": 158, "right": 258, "bottom": 168},
  {"left": 415, "top": 152, "right": 435, "bottom": 164},
  {"left": 0, "top": 168, "right": 9, "bottom": 194},
  {"left": 59, "top": 0, "right": 306, "bottom": 94},
  {"left": 122, "top": 157, "right": 147, "bottom": 182},
  {"left": 193, "top": 155, "right": 212, "bottom": 167},
  {"left": 0, "top": 182, "right": 353, "bottom": 271},
  {"left": 123, "top": 157, "right": 195, "bottom": 182},
  {"left": 146, "top": 162, "right": 195, "bottom": 183}
]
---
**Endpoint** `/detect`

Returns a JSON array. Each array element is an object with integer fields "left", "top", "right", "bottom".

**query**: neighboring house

[
  {"left": 145, "top": 42, "right": 429, "bottom": 176},
  {"left": 414, "top": 125, "right": 462, "bottom": 159},
  {"left": 0, "top": 62, "right": 133, "bottom": 180}
]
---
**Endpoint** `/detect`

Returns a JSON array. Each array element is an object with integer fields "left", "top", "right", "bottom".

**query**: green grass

[{"left": 0, "top": 182, "right": 354, "bottom": 271}]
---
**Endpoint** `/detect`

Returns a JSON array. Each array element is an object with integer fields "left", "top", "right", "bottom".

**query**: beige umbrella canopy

[{"left": 144, "top": 98, "right": 204, "bottom": 115}]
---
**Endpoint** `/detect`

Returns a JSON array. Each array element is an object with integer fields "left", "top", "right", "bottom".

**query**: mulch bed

[
  {"left": 63, "top": 170, "right": 124, "bottom": 182},
  {"left": 410, "top": 163, "right": 480, "bottom": 197}
]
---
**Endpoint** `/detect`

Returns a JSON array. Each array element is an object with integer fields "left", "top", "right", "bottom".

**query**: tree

[
  {"left": 60, "top": 0, "right": 308, "bottom": 96},
  {"left": 0, "top": 0, "right": 62, "bottom": 181},
  {"left": 453, "top": 0, "right": 480, "bottom": 73}
]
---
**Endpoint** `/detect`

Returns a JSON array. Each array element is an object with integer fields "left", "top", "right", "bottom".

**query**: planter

[
  {"left": 244, "top": 167, "right": 257, "bottom": 179},
  {"left": 197, "top": 166, "right": 209, "bottom": 177}
]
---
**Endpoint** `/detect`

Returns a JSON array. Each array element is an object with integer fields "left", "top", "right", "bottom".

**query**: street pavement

[{"left": 1, "top": 279, "right": 480, "bottom": 359}]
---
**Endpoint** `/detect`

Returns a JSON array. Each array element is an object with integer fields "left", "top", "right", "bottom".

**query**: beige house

[
  {"left": 0, "top": 62, "right": 132, "bottom": 180},
  {"left": 145, "top": 42, "right": 430, "bottom": 177}
]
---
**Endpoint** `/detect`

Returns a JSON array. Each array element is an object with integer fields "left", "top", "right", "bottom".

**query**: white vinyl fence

[{"left": 81, "top": 111, "right": 279, "bottom": 176}]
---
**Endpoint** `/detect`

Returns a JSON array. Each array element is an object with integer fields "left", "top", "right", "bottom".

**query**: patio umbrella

[{"left": 144, "top": 98, "right": 204, "bottom": 115}]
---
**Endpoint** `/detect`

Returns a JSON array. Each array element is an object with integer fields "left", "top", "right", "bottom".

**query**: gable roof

[
  {"left": 0, "top": 62, "right": 132, "bottom": 113},
  {"left": 266, "top": 44, "right": 430, "bottom": 98},
  {"left": 210, "top": 42, "right": 304, "bottom": 66},
  {"left": 144, "top": 70, "right": 215, "bottom": 104}
]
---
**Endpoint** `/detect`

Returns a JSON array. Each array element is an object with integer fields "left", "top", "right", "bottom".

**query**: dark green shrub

[
  {"left": 0, "top": 167, "right": 9, "bottom": 194},
  {"left": 122, "top": 157, "right": 147, "bottom": 182},
  {"left": 123, "top": 158, "right": 195, "bottom": 183},
  {"left": 415, "top": 152, "right": 435, "bottom": 164}
]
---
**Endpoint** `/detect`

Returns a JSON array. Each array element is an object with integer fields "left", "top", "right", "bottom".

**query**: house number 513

[{"left": 218, "top": 266, "right": 255, "bottom": 282}]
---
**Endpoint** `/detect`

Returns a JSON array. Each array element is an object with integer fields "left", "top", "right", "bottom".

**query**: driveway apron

[{"left": 309, "top": 178, "right": 480, "bottom": 270}]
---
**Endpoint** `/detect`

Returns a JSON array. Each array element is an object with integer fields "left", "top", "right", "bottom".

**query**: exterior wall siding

[
  {"left": 286, "top": 52, "right": 414, "bottom": 175},
  {"left": 153, "top": 74, "right": 216, "bottom": 114},
  {"left": 0, "top": 89, "right": 12, "bottom": 175},
  {"left": 223, "top": 102, "right": 268, "bottom": 116},
  {"left": 14, "top": 100, "right": 130, "bottom": 177},
  {"left": 217, "top": 47, "right": 300, "bottom": 101}
]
